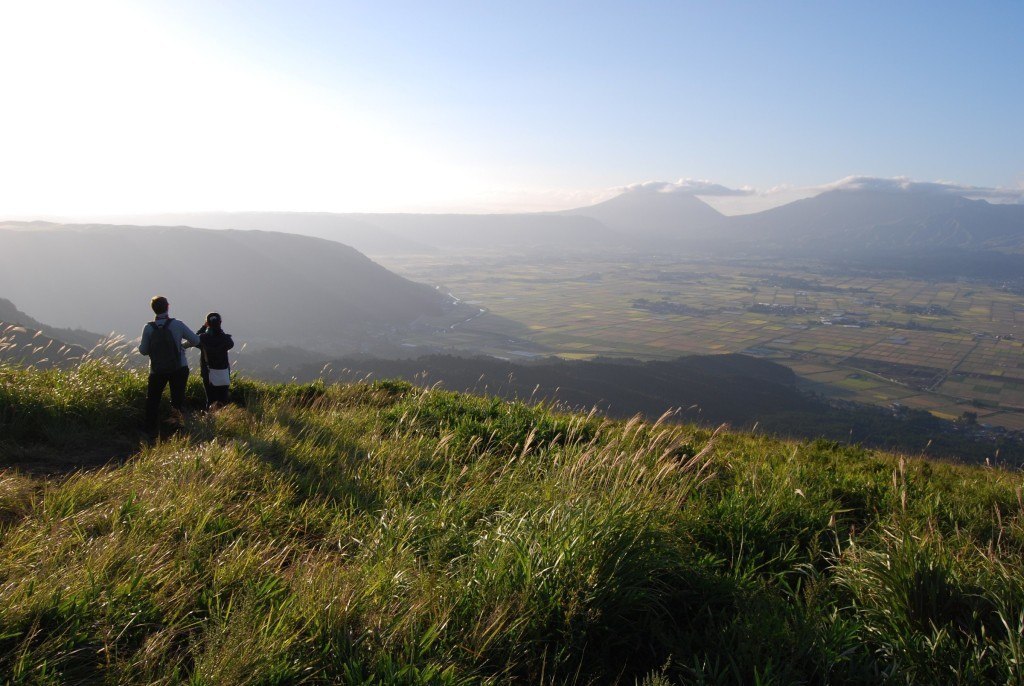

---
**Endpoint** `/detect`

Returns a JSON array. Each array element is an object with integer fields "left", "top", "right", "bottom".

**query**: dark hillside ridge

[
  {"left": 0, "top": 222, "right": 450, "bottom": 352},
  {"left": 0, "top": 321, "right": 90, "bottom": 368},
  {"left": 0, "top": 297, "right": 104, "bottom": 349},
  {"left": 267, "top": 352, "right": 1023, "bottom": 464},
  {"left": 303, "top": 353, "right": 811, "bottom": 425}
]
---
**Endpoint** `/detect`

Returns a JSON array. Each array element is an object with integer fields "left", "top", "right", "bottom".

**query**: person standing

[
  {"left": 196, "top": 312, "right": 234, "bottom": 409},
  {"left": 139, "top": 296, "right": 200, "bottom": 437}
]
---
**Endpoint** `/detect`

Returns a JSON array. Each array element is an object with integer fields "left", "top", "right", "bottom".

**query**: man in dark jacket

[
  {"left": 139, "top": 295, "right": 201, "bottom": 437},
  {"left": 197, "top": 312, "right": 234, "bottom": 409}
]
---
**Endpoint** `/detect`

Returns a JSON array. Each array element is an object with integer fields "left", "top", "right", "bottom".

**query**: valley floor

[{"left": 379, "top": 253, "right": 1024, "bottom": 434}]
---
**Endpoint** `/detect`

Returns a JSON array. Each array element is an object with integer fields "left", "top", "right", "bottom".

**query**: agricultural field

[{"left": 380, "top": 253, "right": 1024, "bottom": 431}]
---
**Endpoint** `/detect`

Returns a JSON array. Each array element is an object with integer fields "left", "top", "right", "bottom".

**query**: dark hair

[
  {"left": 151, "top": 296, "right": 169, "bottom": 315},
  {"left": 206, "top": 312, "right": 222, "bottom": 328}
]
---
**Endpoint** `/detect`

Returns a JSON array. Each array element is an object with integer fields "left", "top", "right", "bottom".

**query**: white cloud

[
  {"left": 674, "top": 176, "right": 1024, "bottom": 216},
  {"left": 616, "top": 179, "right": 755, "bottom": 197},
  {"left": 519, "top": 176, "right": 1024, "bottom": 217},
  {"left": 823, "top": 176, "right": 1024, "bottom": 204}
]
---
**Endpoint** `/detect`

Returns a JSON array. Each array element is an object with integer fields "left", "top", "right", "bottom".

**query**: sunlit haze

[
  {"left": 1, "top": 1, "right": 1021, "bottom": 215},
  {"left": 7, "top": 7, "right": 1024, "bottom": 671}
]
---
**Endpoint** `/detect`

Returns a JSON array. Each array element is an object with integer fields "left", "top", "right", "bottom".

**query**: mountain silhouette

[
  {"left": 79, "top": 211, "right": 619, "bottom": 254},
  {"left": 719, "top": 188, "right": 1024, "bottom": 255},
  {"left": 30, "top": 184, "right": 1024, "bottom": 261},
  {"left": 0, "top": 222, "right": 450, "bottom": 353},
  {"left": 0, "top": 320, "right": 91, "bottom": 369},
  {"left": 563, "top": 187, "right": 724, "bottom": 243},
  {"left": 0, "top": 297, "right": 105, "bottom": 349},
  {"left": 84, "top": 213, "right": 439, "bottom": 255}
]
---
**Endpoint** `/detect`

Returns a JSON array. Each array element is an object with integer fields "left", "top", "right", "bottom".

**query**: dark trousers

[
  {"left": 145, "top": 366, "right": 189, "bottom": 432},
  {"left": 205, "top": 383, "right": 230, "bottom": 406},
  {"left": 201, "top": 369, "right": 230, "bottom": 407}
]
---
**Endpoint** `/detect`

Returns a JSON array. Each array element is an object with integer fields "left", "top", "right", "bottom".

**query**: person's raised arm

[
  {"left": 180, "top": 322, "right": 201, "bottom": 348},
  {"left": 139, "top": 323, "right": 152, "bottom": 356}
]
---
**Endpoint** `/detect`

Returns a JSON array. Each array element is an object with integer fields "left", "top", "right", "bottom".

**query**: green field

[{"left": 381, "top": 254, "right": 1024, "bottom": 431}]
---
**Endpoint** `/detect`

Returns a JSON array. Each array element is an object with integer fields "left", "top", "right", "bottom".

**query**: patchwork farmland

[{"left": 382, "top": 253, "right": 1024, "bottom": 431}]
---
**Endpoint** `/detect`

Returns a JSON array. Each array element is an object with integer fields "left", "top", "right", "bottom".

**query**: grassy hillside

[
  {"left": 282, "top": 354, "right": 1024, "bottom": 465},
  {"left": 1, "top": 363, "right": 1023, "bottom": 684}
]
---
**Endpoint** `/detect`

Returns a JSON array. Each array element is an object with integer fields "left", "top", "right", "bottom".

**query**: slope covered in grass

[{"left": 1, "top": 363, "right": 1023, "bottom": 684}]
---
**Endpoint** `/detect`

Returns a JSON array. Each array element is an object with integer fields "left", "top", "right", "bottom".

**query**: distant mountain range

[
  {"left": 0, "top": 222, "right": 451, "bottom": 352},
  {"left": 4, "top": 184, "right": 1022, "bottom": 358},
  {"left": 68, "top": 186, "right": 1024, "bottom": 265},
  {"left": 76, "top": 211, "right": 619, "bottom": 255},
  {"left": 565, "top": 185, "right": 1024, "bottom": 260},
  {"left": 718, "top": 189, "right": 1024, "bottom": 257}
]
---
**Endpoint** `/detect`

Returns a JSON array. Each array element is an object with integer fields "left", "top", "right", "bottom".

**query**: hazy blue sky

[{"left": 1, "top": 1, "right": 1021, "bottom": 213}]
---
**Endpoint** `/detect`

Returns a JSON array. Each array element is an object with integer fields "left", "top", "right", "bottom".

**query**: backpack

[{"left": 148, "top": 319, "right": 180, "bottom": 373}]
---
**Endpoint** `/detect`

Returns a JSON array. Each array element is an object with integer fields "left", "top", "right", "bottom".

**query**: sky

[{"left": 0, "top": 0, "right": 1021, "bottom": 215}]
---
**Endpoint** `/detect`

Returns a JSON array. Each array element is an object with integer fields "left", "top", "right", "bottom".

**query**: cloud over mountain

[
  {"left": 693, "top": 175, "right": 1024, "bottom": 205},
  {"left": 616, "top": 179, "right": 754, "bottom": 197},
  {"left": 610, "top": 176, "right": 1024, "bottom": 217},
  {"left": 823, "top": 176, "right": 1024, "bottom": 204}
]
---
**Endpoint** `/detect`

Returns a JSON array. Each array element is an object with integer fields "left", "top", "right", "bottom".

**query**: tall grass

[
  {"left": 1, "top": 363, "right": 1023, "bottom": 684},
  {"left": 1, "top": 362, "right": 147, "bottom": 443}
]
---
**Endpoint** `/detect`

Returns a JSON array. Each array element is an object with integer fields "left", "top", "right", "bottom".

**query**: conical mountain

[{"left": 564, "top": 187, "right": 725, "bottom": 242}]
